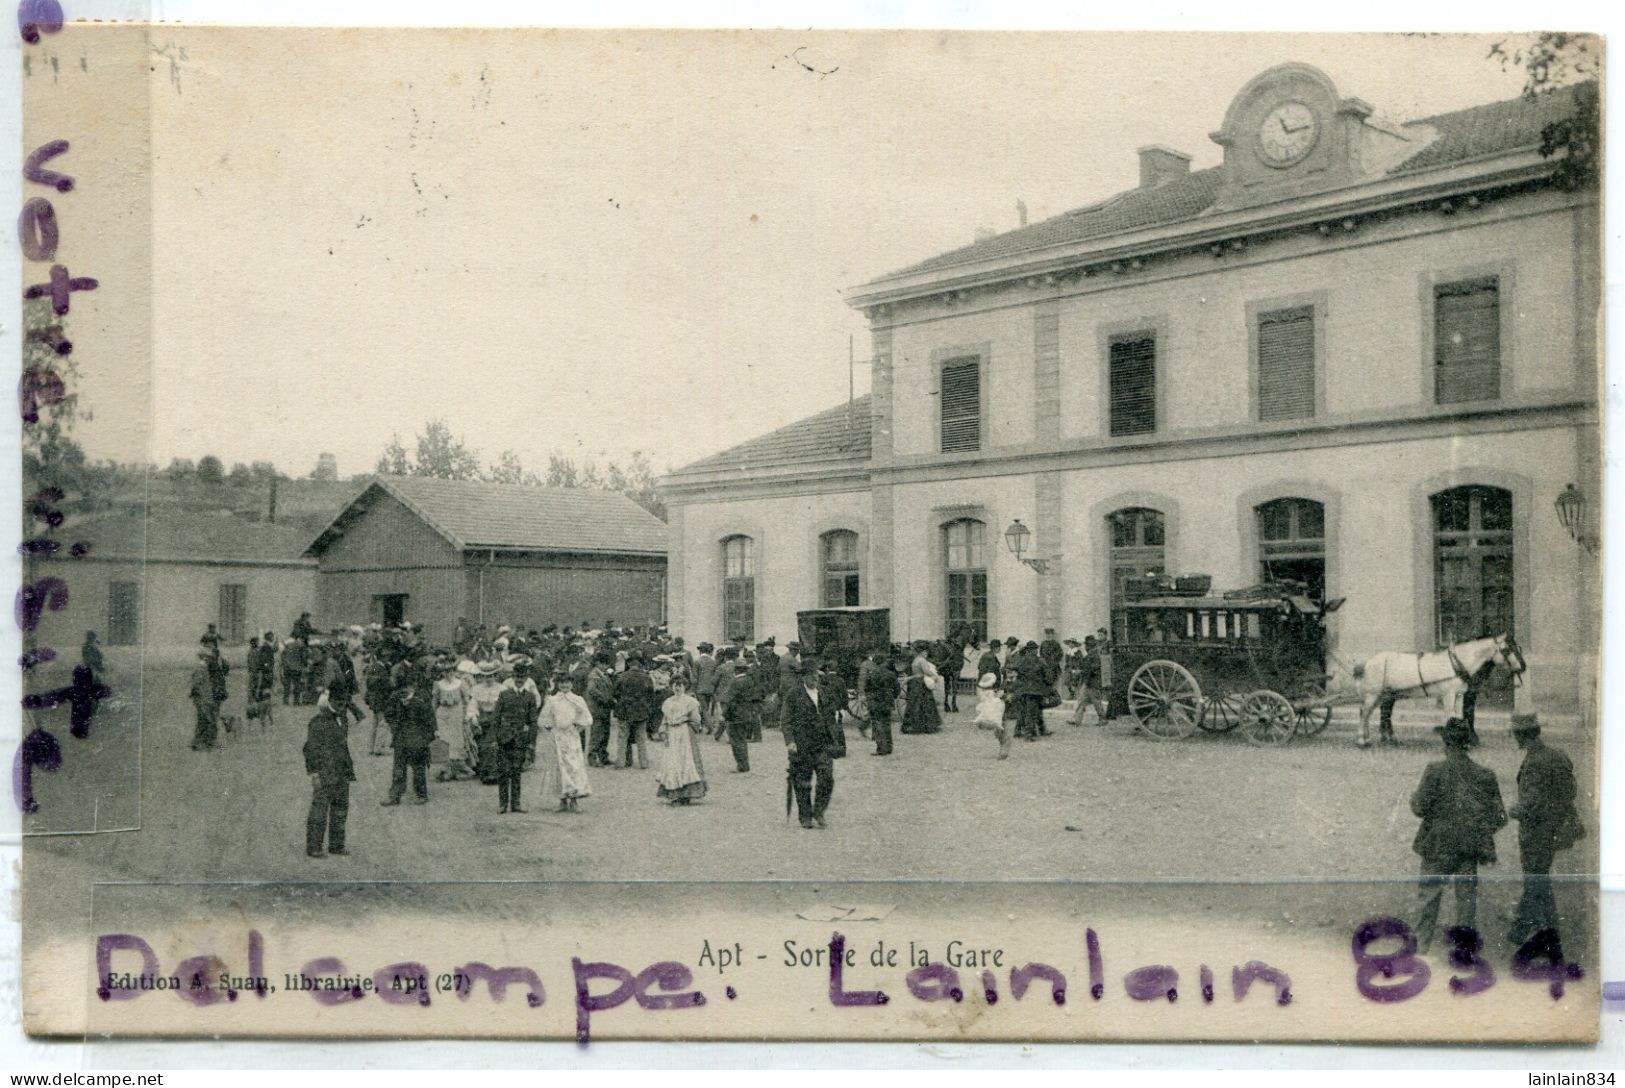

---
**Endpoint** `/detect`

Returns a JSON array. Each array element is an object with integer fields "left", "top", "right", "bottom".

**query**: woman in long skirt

[
  {"left": 433, "top": 662, "right": 475, "bottom": 780},
  {"left": 655, "top": 675, "right": 707, "bottom": 805},
  {"left": 469, "top": 660, "right": 504, "bottom": 784},
  {"left": 536, "top": 673, "right": 594, "bottom": 812},
  {"left": 901, "top": 641, "right": 943, "bottom": 734}
]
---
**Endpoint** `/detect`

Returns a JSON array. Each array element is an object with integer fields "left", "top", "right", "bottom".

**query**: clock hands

[{"left": 1280, "top": 116, "right": 1311, "bottom": 134}]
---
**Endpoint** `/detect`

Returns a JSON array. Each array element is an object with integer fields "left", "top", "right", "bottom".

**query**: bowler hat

[
  {"left": 978, "top": 673, "right": 999, "bottom": 689},
  {"left": 1434, "top": 718, "right": 1473, "bottom": 746},
  {"left": 1511, "top": 713, "right": 1542, "bottom": 736}
]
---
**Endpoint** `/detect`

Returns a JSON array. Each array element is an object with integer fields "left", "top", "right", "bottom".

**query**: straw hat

[{"left": 978, "top": 673, "right": 999, "bottom": 689}]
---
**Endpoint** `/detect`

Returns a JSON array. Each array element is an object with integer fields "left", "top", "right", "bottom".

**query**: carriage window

[
  {"left": 821, "top": 529, "right": 861, "bottom": 607},
  {"left": 943, "top": 518, "right": 988, "bottom": 644},
  {"left": 1257, "top": 497, "right": 1325, "bottom": 600},
  {"left": 722, "top": 535, "right": 756, "bottom": 642}
]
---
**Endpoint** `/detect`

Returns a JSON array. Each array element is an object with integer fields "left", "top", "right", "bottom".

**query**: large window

[
  {"left": 218, "top": 584, "right": 248, "bottom": 645},
  {"left": 107, "top": 581, "right": 139, "bottom": 646},
  {"left": 722, "top": 535, "right": 756, "bottom": 642},
  {"left": 943, "top": 518, "right": 987, "bottom": 643},
  {"left": 1108, "top": 507, "right": 1166, "bottom": 628},
  {"left": 1434, "top": 277, "right": 1501, "bottom": 404},
  {"left": 1256, "top": 498, "right": 1325, "bottom": 599},
  {"left": 1256, "top": 305, "right": 1316, "bottom": 421},
  {"left": 821, "top": 530, "right": 861, "bottom": 607},
  {"left": 1108, "top": 333, "right": 1158, "bottom": 437},
  {"left": 940, "top": 357, "right": 982, "bottom": 452},
  {"left": 1433, "top": 485, "right": 1514, "bottom": 705}
]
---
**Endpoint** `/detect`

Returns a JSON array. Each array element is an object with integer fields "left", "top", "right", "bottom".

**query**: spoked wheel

[
  {"left": 1198, "top": 692, "right": 1245, "bottom": 733},
  {"left": 1294, "top": 703, "right": 1332, "bottom": 737},
  {"left": 1239, "top": 689, "right": 1297, "bottom": 747},
  {"left": 846, "top": 693, "right": 868, "bottom": 723},
  {"left": 1128, "top": 660, "right": 1202, "bottom": 740}
]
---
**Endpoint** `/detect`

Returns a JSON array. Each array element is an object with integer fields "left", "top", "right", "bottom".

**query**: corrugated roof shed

[
  {"left": 888, "top": 84, "right": 1589, "bottom": 278},
  {"left": 672, "top": 395, "right": 873, "bottom": 475},
  {"left": 307, "top": 477, "right": 669, "bottom": 557}
]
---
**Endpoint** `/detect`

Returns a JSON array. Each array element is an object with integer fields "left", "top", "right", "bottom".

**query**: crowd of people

[{"left": 82, "top": 609, "right": 1581, "bottom": 957}]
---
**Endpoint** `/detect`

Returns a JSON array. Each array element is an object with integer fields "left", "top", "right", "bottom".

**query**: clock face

[{"left": 1257, "top": 101, "right": 1319, "bottom": 167}]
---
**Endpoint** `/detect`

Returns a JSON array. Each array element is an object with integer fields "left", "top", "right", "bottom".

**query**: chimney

[
  {"left": 315, "top": 452, "right": 338, "bottom": 481},
  {"left": 1016, "top": 199, "right": 1028, "bottom": 228},
  {"left": 1137, "top": 145, "right": 1192, "bottom": 189},
  {"left": 268, "top": 476, "right": 278, "bottom": 524}
]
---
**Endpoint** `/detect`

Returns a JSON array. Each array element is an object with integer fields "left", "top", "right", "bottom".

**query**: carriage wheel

[
  {"left": 1128, "top": 660, "right": 1202, "bottom": 740},
  {"left": 846, "top": 693, "right": 868, "bottom": 723},
  {"left": 1198, "top": 691, "right": 1245, "bottom": 733},
  {"left": 1294, "top": 703, "right": 1332, "bottom": 737},
  {"left": 1239, "top": 690, "right": 1297, "bottom": 747}
]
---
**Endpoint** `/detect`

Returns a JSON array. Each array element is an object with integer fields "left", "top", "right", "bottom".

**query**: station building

[{"left": 663, "top": 64, "right": 1600, "bottom": 714}]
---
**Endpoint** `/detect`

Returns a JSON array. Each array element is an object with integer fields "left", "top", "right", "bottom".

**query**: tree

[
  {"left": 373, "top": 421, "right": 482, "bottom": 480},
  {"left": 375, "top": 435, "right": 410, "bottom": 476},
  {"left": 163, "top": 457, "right": 195, "bottom": 480},
  {"left": 227, "top": 462, "right": 252, "bottom": 484},
  {"left": 248, "top": 461, "right": 284, "bottom": 481},
  {"left": 1489, "top": 32, "right": 1600, "bottom": 189},
  {"left": 19, "top": 297, "right": 110, "bottom": 508},
  {"left": 196, "top": 455, "right": 225, "bottom": 485},
  {"left": 487, "top": 448, "right": 539, "bottom": 486}
]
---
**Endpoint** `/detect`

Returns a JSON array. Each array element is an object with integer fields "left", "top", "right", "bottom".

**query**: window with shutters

[
  {"left": 1434, "top": 277, "right": 1501, "bottom": 404},
  {"left": 939, "top": 357, "right": 982, "bottom": 452},
  {"left": 821, "top": 529, "right": 861, "bottom": 607},
  {"left": 943, "top": 518, "right": 988, "bottom": 644},
  {"left": 1256, "top": 305, "right": 1316, "bottom": 421},
  {"left": 1108, "top": 334, "right": 1157, "bottom": 437},
  {"left": 721, "top": 535, "right": 755, "bottom": 642}
]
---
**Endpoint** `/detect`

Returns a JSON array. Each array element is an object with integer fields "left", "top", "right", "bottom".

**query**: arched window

[
  {"left": 821, "top": 530, "right": 861, "bottom": 607},
  {"left": 721, "top": 535, "right": 755, "bottom": 642},
  {"left": 943, "top": 518, "right": 987, "bottom": 644},
  {"left": 1256, "top": 497, "right": 1325, "bottom": 599},
  {"left": 1108, "top": 507, "right": 1165, "bottom": 622}
]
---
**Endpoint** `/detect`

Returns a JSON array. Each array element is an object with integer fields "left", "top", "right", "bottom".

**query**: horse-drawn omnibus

[{"left": 1103, "top": 587, "right": 1341, "bottom": 746}]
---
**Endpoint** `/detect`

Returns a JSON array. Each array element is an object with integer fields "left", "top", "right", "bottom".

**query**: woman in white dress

[
  {"left": 432, "top": 662, "right": 475, "bottom": 781},
  {"left": 655, "top": 675, "right": 707, "bottom": 805},
  {"left": 536, "top": 673, "right": 594, "bottom": 812}
]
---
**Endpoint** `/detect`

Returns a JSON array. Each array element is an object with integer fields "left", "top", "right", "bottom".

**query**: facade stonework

[{"left": 662, "top": 67, "right": 1599, "bottom": 715}]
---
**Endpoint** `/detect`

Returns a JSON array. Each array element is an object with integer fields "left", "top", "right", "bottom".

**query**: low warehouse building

[{"left": 304, "top": 476, "right": 669, "bottom": 642}]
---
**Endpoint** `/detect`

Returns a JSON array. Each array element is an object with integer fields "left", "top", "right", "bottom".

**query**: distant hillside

[{"left": 79, "top": 472, "right": 370, "bottom": 540}]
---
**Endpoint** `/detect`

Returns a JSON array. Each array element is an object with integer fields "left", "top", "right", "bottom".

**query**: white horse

[{"left": 1353, "top": 633, "right": 1525, "bottom": 747}]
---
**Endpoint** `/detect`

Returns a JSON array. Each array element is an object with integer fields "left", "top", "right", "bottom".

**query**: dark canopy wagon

[{"left": 1104, "top": 588, "right": 1343, "bottom": 746}]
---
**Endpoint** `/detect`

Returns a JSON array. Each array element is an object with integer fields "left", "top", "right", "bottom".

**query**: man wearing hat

[
  {"left": 584, "top": 651, "right": 616, "bottom": 767},
  {"left": 188, "top": 648, "right": 221, "bottom": 750},
  {"left": 1508, "top": 714, "right": 1583, "bottom": 950},
  {"left": 863, "top": 651, "right": 900, "bottom": 757},
  {"left": 1009, "top": 641, "right": 1051, "bottom": 741},
  {"left": 1072, "top": 636, "right": 1110, "bottom": 726},
  {"left": 381, "top": 674, "right": 435, "bottom": 806},
  {"left": 303, "top": 689, "right": 355, "bottom": 858},
  {"left": 612, "top": 652, "right": 654, "bottom": 770},
  {"left": 692, "top": 642, "right": 719, "bottom": 727},
  {"left": 492, "top": 662, "right": 537, "bottom": 813},
  {"left": 782, "top": 658, "right": 836, "bottom": 829},
  {"left": 1409, "top": 718, "right": 1507, "bottom": 953}
]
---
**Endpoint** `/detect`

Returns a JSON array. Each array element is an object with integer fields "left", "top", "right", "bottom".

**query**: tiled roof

[
  {"left": 308, "top": 476, "right": 668, "bottom": 557},
  {"left": 1392, "top": 81, "right": 1591, "bottom": 174},
  {"left": 671, "top": 395, "right": 873, "bottom": 475},
  {"left": 62, "top": 509, "right": 315, "bottom": 563},
  {"left": 889, "top": 83, "right": 1591, "bottom": 278}
]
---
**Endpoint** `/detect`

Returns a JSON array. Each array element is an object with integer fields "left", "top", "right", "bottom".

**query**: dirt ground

[{"left": 21, "top": 660, "right": 1599, "bottom": 963}]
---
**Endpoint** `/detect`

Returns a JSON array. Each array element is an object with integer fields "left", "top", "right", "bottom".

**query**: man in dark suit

[
  {"left": 493, "top": 668, "right": 538, "bottom": 813},
  {"left": 303, "top": 694, "right": 355, "bottom": 858},
  {"left": 781, "top": 660, "right": 836, "bottom": 829},
  {"left": 1410, "top": 717, "right": 1507, "bottom": 952},
  {"left": 381, "top": 680, "right": 435, "bottom": 806},
  {"left": 863, "top": 652, "right": 900, "bottom": 757},
  {"left": 976, "top": 640, "right": 1003, "bottom": 691},
  {"left": 1010, "top": 641, "right": 1051, "bottom": 741},
  {"left": 723, "top": 660, "right": 761, "bottom": 772},
  {"left": 612, "top": 653, "right": 654, "bottom": 770},
  {"left": 1509, "top": 714, "right": 1583, "bottom": 950}
]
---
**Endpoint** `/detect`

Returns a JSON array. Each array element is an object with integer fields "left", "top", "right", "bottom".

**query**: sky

[{"left": 106, "top": 29, "right": 1540, "bottom": 479}]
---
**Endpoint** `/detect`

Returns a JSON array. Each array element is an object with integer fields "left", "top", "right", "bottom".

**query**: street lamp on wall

[
  {"left": 1555, "top": 483, "right": 1600, "bottom": 556},
  {"left": 1004, "top": 518, "right": 1054, "bottom": 575}
]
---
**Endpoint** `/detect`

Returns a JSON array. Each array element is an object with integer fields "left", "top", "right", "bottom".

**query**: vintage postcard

[{"left": 13, "top": 24, "right": 1603, "bottom": 1042}]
